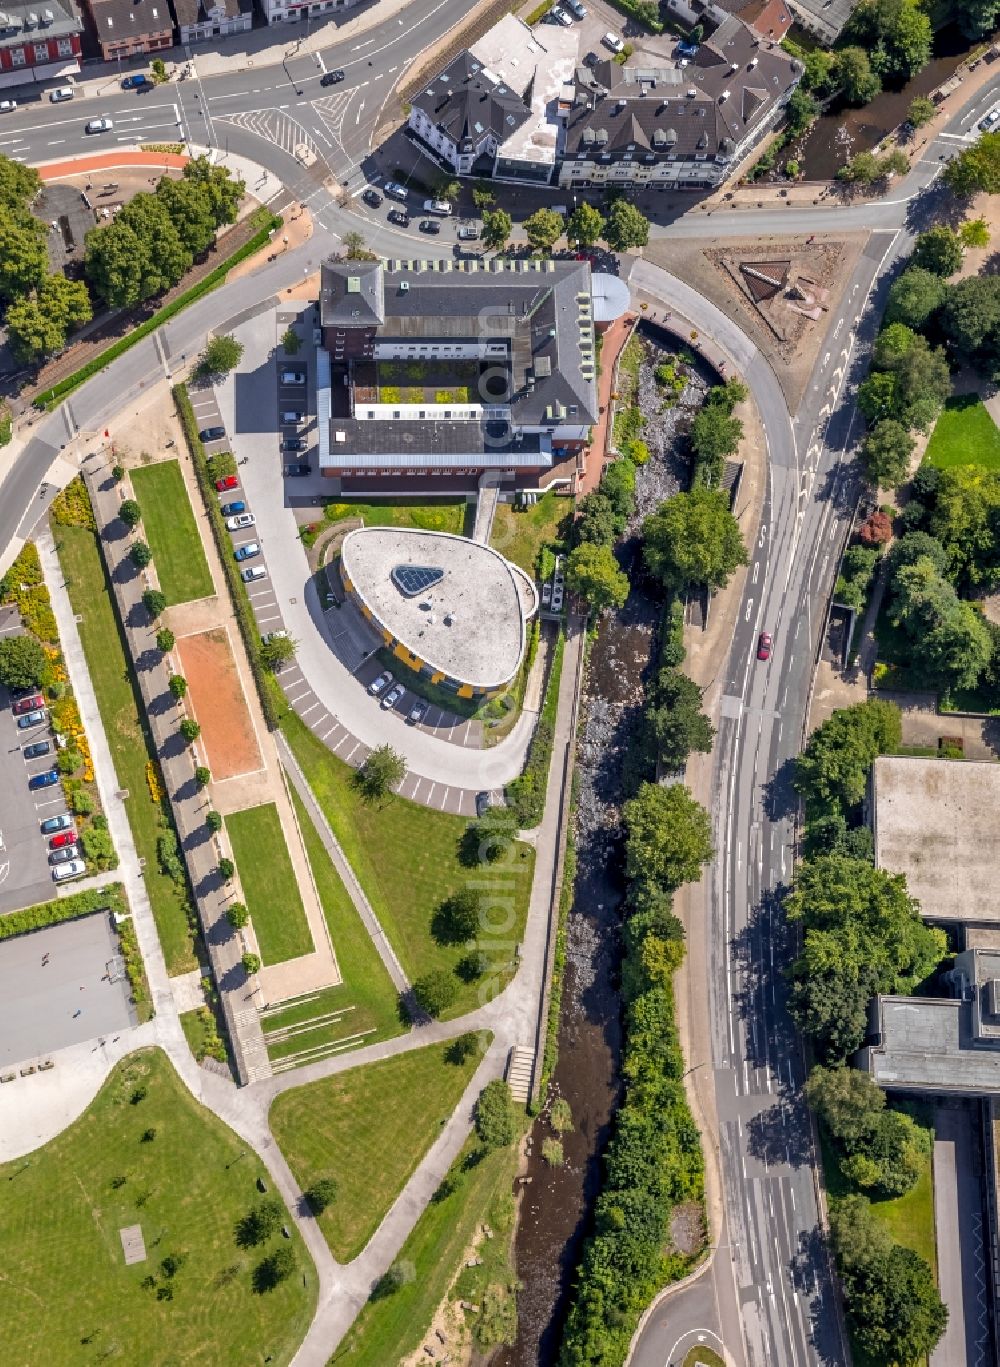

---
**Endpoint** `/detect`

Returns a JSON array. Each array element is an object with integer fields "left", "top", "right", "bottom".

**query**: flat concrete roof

[
  {"left": 874, "top": 756, "right": 1000, "bottom": 925},
  {"left": 341, "top": 527, "right": 537, "bottom": 690},
  {"left": 863, "top": 996, "right": 1000, "bottom": 1096},
  {"left": 0, "top": 912, "right": 136, "bottom": 1070},
  {"left": 474, "top": 14, "right": 579, "bottom": 169}
]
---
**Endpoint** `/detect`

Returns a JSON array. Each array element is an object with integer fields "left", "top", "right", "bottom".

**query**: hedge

[
  {"left": 36, "top": 208, "right": 282, "bottom": 411},
  {"left": 0, "top": 883, "right": 128, "bottom": 941},
  {"left": 506, "top": 631, "right": 565, "bottom": 826},
  {"left": 173, "top": 383, "right": 279, "bottom": 729}
]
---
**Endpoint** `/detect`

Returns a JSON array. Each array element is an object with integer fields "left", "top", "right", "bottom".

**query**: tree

[
  {"left": 341, "top": 229, "right": 376, "bottom": 260},
  {"left": 182, "top": 156, "right": 244, "bottom": 227},
  {"left": 465, "top": 807, "right": 519, "bottom": 864},
  {"left": 604, "top": 198, "right": 650, "bottom": 251},
  {"left": 282, "top": 326, "right": 301, "bottom": 354},
  {"left": 843, "top": 1107, "right": 928, "bottom": 1197},
  {"left": 832, "top": 46, "right": 881, "bottom": 105},
  {"left": 119, "top": 499, "right": 142, "bottom": 529},
  {"left": 254, "top": 1246, "right": 296, "bottom": 1292},
  {"left": 785, "top": 88, "right": 818, "bottom": 136},
  {"left": 179, "top": 718, "right": 201, "bottom": 743},
  {"left": 156, "top": 175, "right": 217, "bottom": 257},
  {"left": 805, "top": 1064, "right": 885, "bottom": 1145},
  {"left": 411, "top": 969, "right": 458, "bottom": 1018},
  {"left": 0, "top": 635, "right": 46, "bottom": 689},
  {"left": 524, "top": 208, "right": 563, "bottom": 254},
  {"left": 623, "top": 782, "right": 713, "bottom": 892},
  {"left": 888, "top": 529, "right": 949, "bottom": 577},
  {"left": 241, "top": 951, "right": 261, "bottom": 976},
  {"left": 565, "top": 202, "right": 605, "bottom": 248},
  {"left": 195, "top": 765, "right": 211, "bottom": 788},
  {"left": 218, "top": 855, "right": 235, "bottom": 879},
  {"left": 907, "top": 94, "right": 935, "bottom": 126},
  {"left": 890, "top": 555, "right": 993, "bottom": 688},
  {"left": 795, "top": 699, "right": 901, "bottom": 812},
  {"left": 863, "top": 334, "right": 951, "bottom": 433},
  {"left": 236, "top": 1197, "right": 282, "bottom": 1246},
  {"left": 354, "top": 743, "right": 406, "bottom": 800},
  {"left": 81, "top": 826, "right": 115, "bottom": 868},
  {"left": 260, "top": 635, "right": 297, "bottom": 670},
  {"left": 860, "top": 418, "right": 914, "bottom": 488},
  {"left": 432, "top": 887, "right": 483, "bottom": 945},
  {"left": 0, "top": 154, "right": 40, "bottom": 212},
  {"left": 939, "top": 274, "right": 1000, "bottom": 376},
  {"left": 0, "top": 212, "right": 47, "bottom": 304},
  {"left": 155, "top": 627, "right": 175, "bottom": 652},
  {"left": 446, "top": 1032, "right": 480, "bottom": 1065},
  {"left": 375, "top": 1259, "right": 416, "bottom": 1298},
  {"left": 564, "top": 543, "right": 629, "bottom": 613},
  {"left": 642, "top": 486, "right": 748, "bottom": 591},
  {"left": 167, "top": 675, "right": 188, "bottom": 702},
  {"left": 858, "top": 510, "right": 892, "bottom": 545},
  {"left": 482, "top": 209, "right": 512, "bottom": 251},
  {"left": 954, "top": 0, "right": 1000, "bottom": 36},
  {"left": 643, "top": 666, "right": 715, "bottom": 770},
  {"left": 945, "top": 130, "right": 1000, "bottom": 196},
  {"left": 435, "top": 178, "right": 460, "bottom": 203},
  {"left": 472, "top": 186, "right": 495, "bottom": 210},
  {"left": 206, "top": 810, "right": 223, "bottom": 834},
  {"left": 201, "top": 335, "right": 243, "bottom": 377},
  {"left": 912, "top": 225, "right": 963, "bottom": 277},
  {"left": 884, "top": 266, "right": 948, "bottom": 331},
  {"left": 226, "top": 901, "right": 249, "bottom": 929},
  {"left": 960, "top": 216, "right": 990, "bottom": 249},
  {"left": 690, "top": 403, "right": 743, "bottom": 484},
  {"left": 842, "top": 0, "right": 931, "bottom": 81},
  {"left": 601, "top": 457, "right": 636, "bottom": 525},
  {"left": 304, "top": 1177, "right": 338, "bottom": 1215},
  {"left": 575, "top": 492, "right": 618, "bottom": 547},
  {"left": 5, "top": 274, "right": 92, "bottom": 362},
  {"left": 802, "top": 46, "right": 835, "bottom": 94},
  {"left": 475, "top": 1079, "right": 517, "bottom": 1149},
  {"left": 85, "top": 193, "right": 192, "bottom": 308}
]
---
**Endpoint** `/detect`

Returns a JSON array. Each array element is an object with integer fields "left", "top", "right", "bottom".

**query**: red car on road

[
  {"left": 215, "top": 474, "right": 239, "bottom": 492},
  {"left": 12, "top": 693, "right": 44, "bottom": 715},
  {"left": 757, "top": 631, "right": 773, "bottom": 661},
  {"left": 49, "top": 830, "right": 76, "bottom": 850}
]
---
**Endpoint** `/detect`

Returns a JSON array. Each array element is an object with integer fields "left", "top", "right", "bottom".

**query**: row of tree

[{"left": 479, "top": 197, "right": 650, "bottom": 255}]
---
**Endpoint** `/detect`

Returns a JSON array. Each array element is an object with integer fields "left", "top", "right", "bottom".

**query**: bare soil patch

[{"left": 177, "top": 627, "right": 262, "bottom": 781}]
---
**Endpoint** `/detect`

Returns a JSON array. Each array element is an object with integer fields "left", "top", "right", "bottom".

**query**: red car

[
  {"left": 757, "top": 631, "right": 773, "bottom": 661},
  {"left": 49, "top": 830, "right": 76, "bottom": 849},
  {"left": 13, "top": 693, "right": 44, "bottom": 715},
  {"left": 215, "top": 474, "right": 239, "bottom": 492}
]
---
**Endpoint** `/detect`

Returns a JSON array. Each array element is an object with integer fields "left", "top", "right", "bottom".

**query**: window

[
  {"left": 10, "top": 46, "right": 25, "bottom": 64},
  {"left": 33, "top": 42, "right": 49, "bottom": 62},
  {"left": 57, "top": 36, "right": 73, "bottom": 55}
]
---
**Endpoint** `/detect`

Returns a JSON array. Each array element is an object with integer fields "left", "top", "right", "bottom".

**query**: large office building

[{"left": 315, "top": 254, "right": 600, "bottom": 494}]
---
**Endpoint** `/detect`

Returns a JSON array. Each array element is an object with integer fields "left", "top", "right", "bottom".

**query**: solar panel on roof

[{"left": 391, "top": 565, "right": 445, "bottom": 597}]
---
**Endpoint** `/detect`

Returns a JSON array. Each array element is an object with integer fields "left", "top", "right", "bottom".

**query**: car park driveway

[{"left": 0, "top": 689, "right": 64, "bottom": 914}]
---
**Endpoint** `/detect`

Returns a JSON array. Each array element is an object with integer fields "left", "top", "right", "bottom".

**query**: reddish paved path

[
  {"left": 578, "top": 311, "right": 637, "bottom": 495},
  {"left": 39, "top": 150, "right": 190, "bottom": 180}
]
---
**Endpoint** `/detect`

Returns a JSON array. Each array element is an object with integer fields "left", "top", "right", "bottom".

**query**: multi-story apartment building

[
  {"left": 171, "top": 0, "right": 250, "bottom": 44},
  {"left": 85, "top": 0, "right": 171, "bottom": 60},
  {"left": 0, "top": 0, "right": 82, "bottom": 86}
]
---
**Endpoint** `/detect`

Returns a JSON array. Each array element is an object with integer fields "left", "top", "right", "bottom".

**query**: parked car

[
  {"left": 49, "top": 844, "right": 78, "bottom": 865},
  {"left": 280, "top": 370, "right": 305, "bottom": 385},
  {"left": 121, "top": 73, "right": 152, "bottom": 89},
  {"left": 476, "top": 790, "right": 499, "bottom": 818},
  {"left": 368, "top": 670, "right": 393, "bottom": 697},
  {"left": 215, "top": 474, "right": 239, "bottom": 492},
  {"left": 29, "top": 769, "right": 60, "bottom": 790},
  {"left": 242, "top": 565, "right": 268, "bottom": 583},
  {"left": 387, "top": 209, "right": 411, "bottom": 228},
  {"left": 383, "top": 180, "right": 409, "bottom": 200},
  {"left": 362, "top": 188, "right": 383, "bottom": 208},
  {"left": 220, "top": 500, "right": 246, "bottom": 516},
  {"left": 226, "top": 513, "right": 256, "bottom": 531},
  {"left": 24, "top": 741, "right": 51, "bottom": 760},
  {"left": 49, "top": 830, "right": 76, "bottom": 849},
  {"left": 757, "top": 631, "right": 773, "bottom": 661},
  {"left": 199, "top": 425, "right": 226, "bottom": 442},
  {"left": 52, "top": 858, "right": 86, "bottom": 882},
  {"left": 284, "top": 463, "right": 311, "bottom": 477},
  {"left": 234, "top": 542, "right": 261, "bottom": 562},
  {"left": 541, "top": 582, "right": 552, "bottom": 605},
  {"left": 40, "top": 812, "right": 73, "bottom": 834},
  {"left": 551, "top": 6, "right": 573, "bottom": 24},
  {"left": 49, "top": 86, "right": 74, "bottom": 102},
  {"left": 320, "top": 67, "right": 345, "bottom": 85},
  {"left": 583, "top": 50, "right": 599, "bottom": 66},
  {"left": 85, "top": 116, "right": 114, "bottom": 134},
  {"left": 602, "top": 31, "right": 624, "bottom": 52},
  {"left": 419, "top": 219, "right": 441, "bottom": 234},
  {"left": 423, "top": 199, "right": 453, "bottom": 216},
  {"left": 565, "top": 0, "right": 586, "bottom": 15},
  {"left": 280, "top": 410, "right": 304, "bottom": 424},
  {"left": 457, "top": 225, "right": 478, "bottom": 240},
  {"left": 262, "top": 629, "right": 287, "bottom": 645},
  {"left": 407, "top": 699, "right": 428, "bottom": 726},
  {"left": 381, "top": 682, "right": 405, "bottom": 711},
  {"left": 13, "top": 693, "right": 44, "bottom": 715},
  {"left": 0, "top": 99, "right": 16, "bottom": 112},
  {"left": 17, "top": 709, "right": 47, "bottom": 729},
  {"left": 282, "top": 437, "right": 306, "bottom": 452}
]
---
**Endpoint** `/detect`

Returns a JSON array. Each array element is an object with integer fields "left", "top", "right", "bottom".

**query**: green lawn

[
  {"left": 331, "top": 1129, "right": 520, "bottom": 1364},
  {"left": 924, "top": 394, "right": 1000, "bottom": 471},
  {"left": 281, "top": 712, "right": 535, "bottom": 1018},
  {"left": 270, "top": 1037, "right": 489, "bottom": 1262},
  {"left": 0, "top": 1048, "right": 316, "bottom": 1367},
  {"left": 226, "top": 802, "right": 313, "bottom": 965},
  {"left": 490, "top": 491, "right": 571, "bottom": 576},
  {"left": 261, "top": 789, "right": 404, "bottom": 1067},
  {"left": 321, "top": 499, "right": 467, "bottom": 535},
  {"left": 179, "top": 1005, "right": 226, "bottom": 1064},
  {"left": 54, "top": 523, "right": 197, "bottom": 974},
  {"left": 130, "top": 459, "right": 214, "bottom": 604}
]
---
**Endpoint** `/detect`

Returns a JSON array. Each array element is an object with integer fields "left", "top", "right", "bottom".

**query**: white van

[{"left": 49, "top": 86, "right": 74, "bottom": 103}]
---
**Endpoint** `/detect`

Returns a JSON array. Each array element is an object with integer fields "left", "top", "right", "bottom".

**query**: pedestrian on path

[{"left": 73, "top": 1009, "right": 82, "bottom": 1018}]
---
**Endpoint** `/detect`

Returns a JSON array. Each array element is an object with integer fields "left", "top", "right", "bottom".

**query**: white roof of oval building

[{"left": 341, "top": 527, "right": 538, "bottom": 690}]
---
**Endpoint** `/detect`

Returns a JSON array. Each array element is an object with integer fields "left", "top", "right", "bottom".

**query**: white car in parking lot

[
  {"left": 52, "top": 858, "right": 86, "bottom": 882},
  {"left": 280, "top": 370, "right": 306, "bottom": 385},
  {"left": 423, "top": 199, "right": 453, "bottom": 216},
  {"left": 551, "top": 5, "right": 573, "bottom": 23},
  {"left": 242, "top": 565, "right": 268, "bottom": 583},
  {"left": 226, "top": 513, "right": 256, "bottom": 531},
  {"left": 602, "top": 31, "right": 624, "bottom": 52}
]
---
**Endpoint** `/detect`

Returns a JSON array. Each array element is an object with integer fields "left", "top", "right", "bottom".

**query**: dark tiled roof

[
  {"left": 320, "top": 259, "right": 385, "bottom": 327},
  {"left": 565, "top": 17, "right": 798, "bottom": 162},
  {"left": 170, "top": 0, "right": 250, "bottom": 28},
  {"left": 410, "top": 48, "right": 532, "bottom": 153},
  {"left": 88, "top": 0, "right": 171, "bottom": 40},
  {"left": 325, "top": 420, "right": 548, "bottom": 466},
  {"left": 0, "top": 0, "right": 82, "bottom": 44}
]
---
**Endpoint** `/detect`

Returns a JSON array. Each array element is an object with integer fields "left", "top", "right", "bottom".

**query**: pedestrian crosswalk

[{"left": 215, "top": 109, "right": 320, "bottom": 169}]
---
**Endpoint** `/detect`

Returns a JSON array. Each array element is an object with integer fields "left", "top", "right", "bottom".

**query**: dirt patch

[
  {"left": 643, "top": 231, "right": 869, "bottom": 411},
  {"left": 176, "top": 627, "right": 262, "bottom": 781}
]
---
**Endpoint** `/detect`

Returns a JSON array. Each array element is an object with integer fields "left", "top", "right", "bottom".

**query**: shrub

[
  {"left": 226, "top": 901, "right": 249, "bottom": 929},
  {"left": 206, "top": 810, "right": 223, "bottom": 834},
  {"left": 72, "top": 789, "right": 95, "bottom": 816},
  {"left": 119, "top": 499, "right": 142, "bottom": 529},
  {"left": 130, "top": 540, "right": 153, "bottom": 569},
  {"left": 541, "top": 1138, "right": 564, "bottom": 1166},
  {"left": 410, "top": 970, "right": 458, "bottom": 1019},
  {"left": 475, "top": 1079, "right": 517, "bottom": 1150},
  {"left": 241, "top": 951, "right": 260, "bottom": 975},
  {"left": 81, "top": 826, "right": 116, "bottom": 869},
  {"left": 179, "top": 718, "right": 201, "bottom": 743},
  {"left": 168, "top": 674, "right": 187, "bottom": 700},
  {"left": 142, "top": 589, "right": 166, "bottom": 618},
  {"left": 58, "top": 748, "right": 82, "bottom": 775},
  {"left": 0, "top": 635, "right": 46, "bottom": 689},
  {"left": 155, "top": 627, "right": 175, "bottom": 652},
  {"left": 195, "top": 765, "right": 211, "bottom": 788},
  {"left": 218, "top": 856, "right": 235, "bottom": 880}
]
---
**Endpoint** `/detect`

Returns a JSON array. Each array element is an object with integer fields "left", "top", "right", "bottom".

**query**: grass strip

[
  {"left": 0, "top": 1047, "right": 316, "bottom": 1366},
  {"left": 130, "top": 460, "right": 214, "bottom": 605},
  {"left": 36, "top": 209, "right": 282, "bottom": 411},
  {"left": 924, "top": 394, "right": 1000, "bottom": 471},
  {"left": 506, "top": 629, "right": 564, "bottom": 826},
  {"left": 226, "top": 802, "right": 313, "bottom": 965},
  {"left": 269, "top": 1036, "right": 490, "bottom": 1262}
]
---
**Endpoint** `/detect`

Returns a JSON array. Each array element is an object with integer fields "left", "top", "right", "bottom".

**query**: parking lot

[{"left": 0, "top": 681, "right": 68, "bottom": 915}]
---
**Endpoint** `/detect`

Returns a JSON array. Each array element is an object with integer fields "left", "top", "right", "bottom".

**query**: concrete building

[
  {"left": 256, "top": 0, "right": 358, "bottom": 28},
  {"left": 340, "top": 527, "right": 538, "bottom": 697},
  {"left": 85, "top": 0, "right": 171, "bottom": 60},
  {"left": 406, "top": 11, "right": 799, "bottom": 190},
  {"left": 0, "top": 0, "right": 82, "bottom": 87},
  {"left": 315, "top": 255, "right": 599, "bottom": 494},
  {"left": 171, "top": 0, "right": 250, "bottom": 44}
]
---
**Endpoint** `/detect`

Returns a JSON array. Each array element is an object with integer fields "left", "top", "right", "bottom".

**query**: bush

[
  {"left": 304, "top": 1176, "right": 338, "bottom": 1214},
  {"left": 58, "top": 748, "right": 82, "bottom": 775},
  {"left": 0, "top": 635, "right": 46, "bottom": 689},
  {"left": 168, "top": 674, "right": 188, "bottom": 700},
  {"left": 155, "top": 627, "right": 175, "bottom": 652},
  {"left": 541, "top": 1138, "right": 564, "bottom": 1166},
  {"left": 129, "top": 540, "right": 153, "bottom": 569},
  {"left": 142, "top": 589, "right": 167, "bottom": 619},
  {"left": 195, "top": 765, "right": 211, "bottom": 788},
  {"left": 179, "top": 718, "right": 201, "bottom": 743},
  {"left": 241, "top": 951, "right": 260, "bottom": 975},
  {"left": 119, "top": 498, "right": 142, "bottom": 529},
  {"left": 410, "top": 970, "right": 458, "bottom": 1019},
  {"left": 218, "top": 856, "right": 235, "bottom": 880},
  {"left": 226, "top": 901, "right": 249, "bottom": 929},
  {"left": 0, "top": 882, "right": 126, "bottom": 941},
  {"left": 72, "top": 789, "right": 95, "bottom": 816},
  {"left": 81, "top": 826, "right": 117, "bottom": 870},
  {"left": 475, "top": 1079, "right": 517, "bottom": 1150}
]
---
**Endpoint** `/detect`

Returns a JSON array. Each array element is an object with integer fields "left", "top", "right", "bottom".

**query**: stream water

[{"left": 497, "top": 329, "right": 712, "bottom": 1367}]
